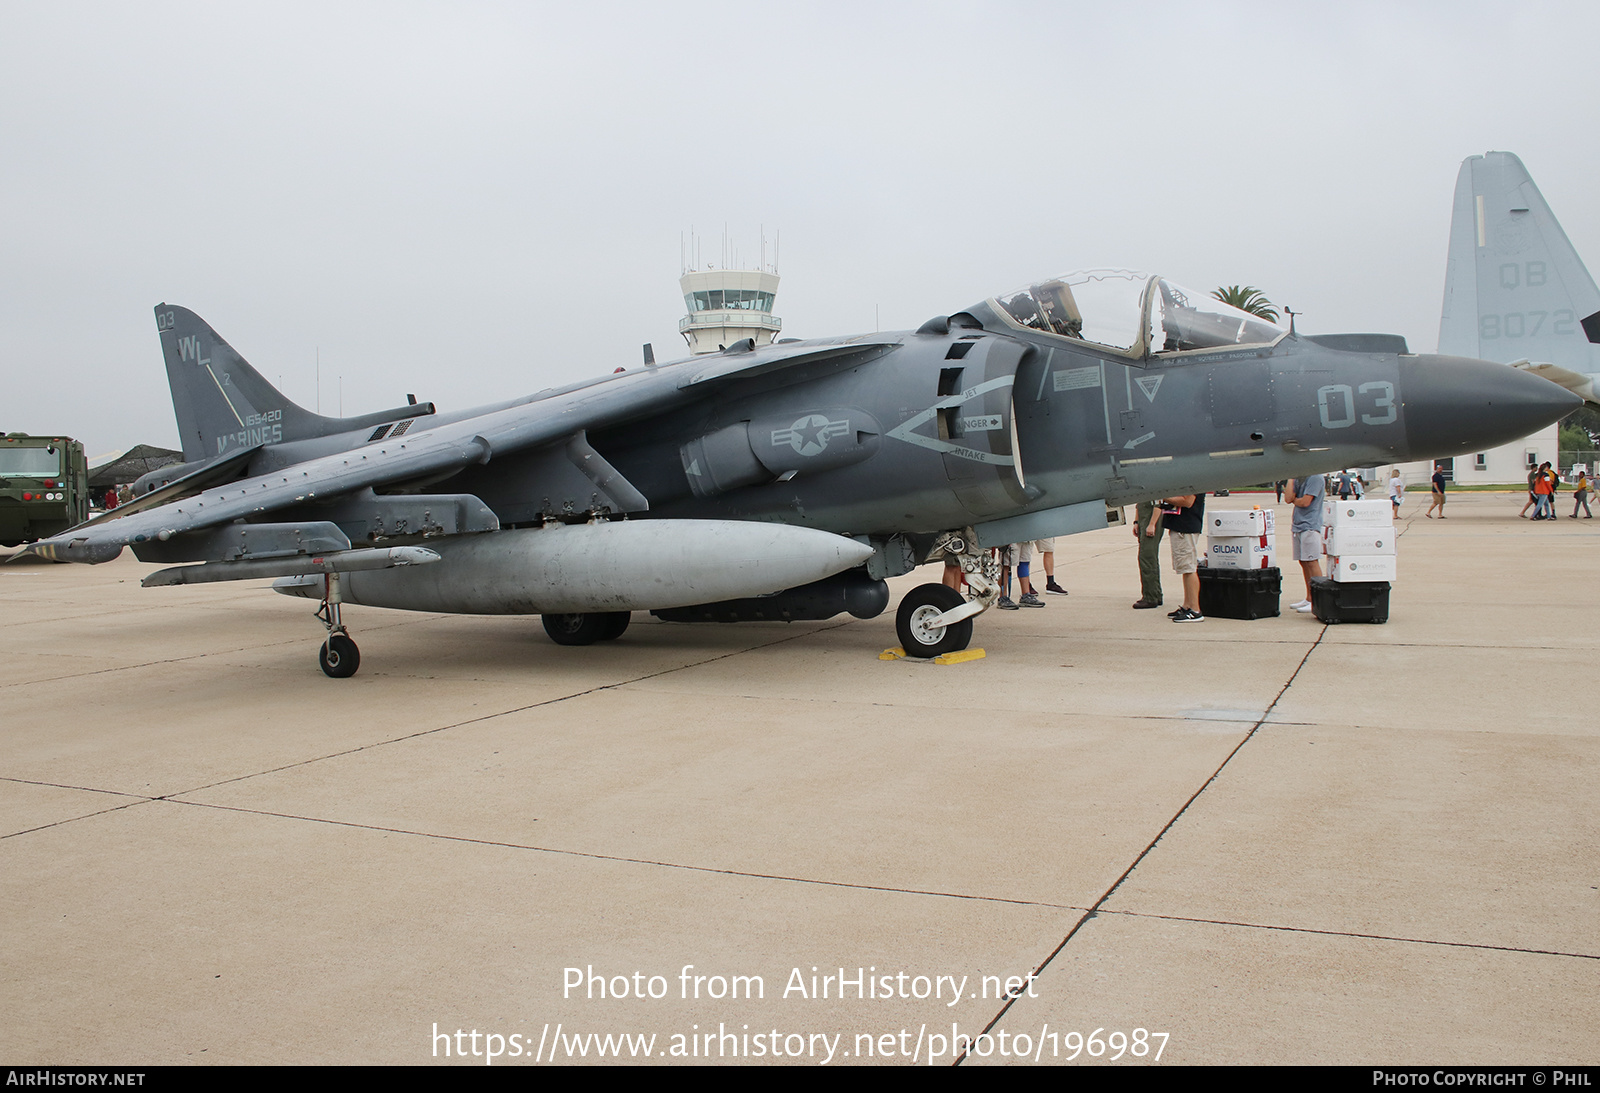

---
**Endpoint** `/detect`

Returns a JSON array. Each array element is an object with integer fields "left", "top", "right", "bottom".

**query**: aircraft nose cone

[{"left": 1399, "top": 354, "right": 1582, "bottom": 459}]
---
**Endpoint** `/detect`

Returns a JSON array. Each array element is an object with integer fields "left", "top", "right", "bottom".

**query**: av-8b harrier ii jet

[{"left": 19, "top": 270, "right": 1579, "bottom": 675}]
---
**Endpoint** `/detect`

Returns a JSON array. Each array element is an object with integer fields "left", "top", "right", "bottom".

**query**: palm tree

[{"left": 1212, "top": 285, "right": 1279, "bottom": 324}]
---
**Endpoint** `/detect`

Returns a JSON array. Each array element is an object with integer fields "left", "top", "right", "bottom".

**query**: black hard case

[
  {"left": 1197, "top": 566, "right": 1281, "bottom": 620},
  {"left": 1310, "top": 576, "right": 1391, "bottom": 624}
]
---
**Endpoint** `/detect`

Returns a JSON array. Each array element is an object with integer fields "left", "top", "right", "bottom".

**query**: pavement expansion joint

[
  {"left": 0, "top": 641, "right": 309, "bottom": 690},
  {"left": 158, "top": 796, "right": 1091, "bottom": 911},
  {"left": 1, "top": 774, "right": 153, "bottom": 800},
  {"left": 164, "top": 623, "right": 855, "bottom": 800},
  {"left": 2, "top": 799, "right": 155, "bottom": 842},
  {"left": 1096, "top": 908, "right": 1600, "bottom": 962},
  {"left": 958, "top": 627, "right": 1331, "bottom": 1060}
]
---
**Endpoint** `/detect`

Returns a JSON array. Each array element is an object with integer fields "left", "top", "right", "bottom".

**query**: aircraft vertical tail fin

[
  {"left": 155, "top": 304, "right": 339, "bottom": 462},
  {"left": 1439, "top": 151, "right": 1600, "bottom": 377}
]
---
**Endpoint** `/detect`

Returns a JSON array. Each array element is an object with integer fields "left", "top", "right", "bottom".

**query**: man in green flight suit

[{"left": 1131, "top": 499, "right": 1165, "bottom": 609}]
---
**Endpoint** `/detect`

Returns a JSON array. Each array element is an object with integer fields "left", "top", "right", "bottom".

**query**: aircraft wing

[
  {"left": 22, "top": 366, "right": 699, "bottom": 563},
  {"left": 21, "top": 336, "right": 902, "bottom": 564},
  {"left": 86, "top": 444, "right": 262, "bottom": 523},
  {"left": 675, "top": 336, "right": 897, "bottom": 389}
]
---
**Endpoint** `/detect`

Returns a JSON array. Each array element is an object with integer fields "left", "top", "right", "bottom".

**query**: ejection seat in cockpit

[{"left": 1033, "top": 280, "right": 1084, "bottom": 339}]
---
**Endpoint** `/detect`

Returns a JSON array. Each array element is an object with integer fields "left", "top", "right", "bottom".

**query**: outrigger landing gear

[
  {"left": 894, "top": 530, "right": 999, "bottom": 659},
  {"left": 316, "top": 572, "right": 361, "bottom": 678}
]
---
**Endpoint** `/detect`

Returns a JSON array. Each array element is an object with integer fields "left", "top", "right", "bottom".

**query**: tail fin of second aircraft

[
  {"left": 154, "top": 305, "right": 430, "bottom": 462},
  {"left": 1439, "top": 151, "right": 1600, "bottom": 377}
]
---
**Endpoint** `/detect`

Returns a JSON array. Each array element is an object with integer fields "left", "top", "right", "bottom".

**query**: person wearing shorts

[
  {"left": 1426, "top": 464, "right": 1447, "bottom": 518},
  {"left": 1161, "top": 494, "right": 1205, "bottom": 622},
  {"left": 993, "top": 543, "right": 1042, "bottom": 609},
  {"left": 1017, "top": 538, "right": 1062, "bottom": 602},
  {"left": 1018, "top": 538, "right": 1067, "bottom": 595},
  {"left": 1284, "top": 474, "right": 1325, "bottom": 612}
]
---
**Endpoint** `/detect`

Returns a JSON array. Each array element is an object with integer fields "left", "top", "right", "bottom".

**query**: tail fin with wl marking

[
  {"left": 154, "top": 304, "right": 432, "bottom": 462},
  {"left": 1438, "top": 152, "right": 1600, "bottom": 378}
]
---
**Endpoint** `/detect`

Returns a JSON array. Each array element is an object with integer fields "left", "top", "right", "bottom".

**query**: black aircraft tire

[
  {"left": 598, "top": 611, "right": 631, "bottom": 641},
  {"left": 542, "top": 613, "right": 609, "bottom": 646},
  {"left": 319, "top": 634, "right": 361, "bottom": 678},
  {"left": 895, "top": 583, "right": 973, "bottom": 659}
]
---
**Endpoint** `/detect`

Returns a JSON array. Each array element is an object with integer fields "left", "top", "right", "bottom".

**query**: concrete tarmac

[{"left": 2, "top": 491, "right": 1595, "bottom": 1066}]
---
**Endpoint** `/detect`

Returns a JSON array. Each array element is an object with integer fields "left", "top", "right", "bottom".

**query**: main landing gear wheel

[
  {"left": 320, "top": 633, "right": 361, "bottom": 678},
  {"left": 895, "top": 583, "right": 973, "bottom": 659},
  {"left": 598, "top": 611, "right": 631, "bottom": 641},
  {"left": 542, "top": 612, "right": 611, "bottom": 646}
]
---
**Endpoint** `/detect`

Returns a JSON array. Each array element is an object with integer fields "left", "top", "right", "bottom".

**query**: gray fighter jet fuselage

[{"left": 21, "top": 269, "right": 1579, "bottom": 674}]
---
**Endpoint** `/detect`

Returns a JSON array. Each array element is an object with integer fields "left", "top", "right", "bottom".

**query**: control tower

[{"left": 678, "top": 234, "right": 782, "bottom": 355}]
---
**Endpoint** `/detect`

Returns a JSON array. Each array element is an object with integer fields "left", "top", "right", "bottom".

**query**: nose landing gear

[
  {"left": 896, "top": 583, "right": 973, "bottom": 656},
  {"left": 894, "top": 530, "right": 999, "bottom": 659}
]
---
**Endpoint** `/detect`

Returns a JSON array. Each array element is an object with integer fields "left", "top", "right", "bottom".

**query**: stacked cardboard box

[
  {"left": 1199, "top": 507, "right": 1281, "bottom": 619},
  {"left": 1322, "top": 499, "right": 1396, "bottom": 581},
  {"left": 1205, "top": 507, "right": 1276, "bottom": 570},
  {"left": 1313, "top": 498, "right": 1393, "bottom": 623}
]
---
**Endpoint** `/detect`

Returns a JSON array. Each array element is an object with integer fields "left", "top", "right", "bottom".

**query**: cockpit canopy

[{"left": 986, "top": 269, "right": 1284, "bottom": 357}]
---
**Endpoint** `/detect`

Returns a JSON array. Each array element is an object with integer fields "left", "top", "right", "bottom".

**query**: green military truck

[{"left": 0, "top": 433, "right": 90, "bottom": 546}]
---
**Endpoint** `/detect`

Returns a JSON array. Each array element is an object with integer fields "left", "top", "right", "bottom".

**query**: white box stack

[
  {"left": 1325, "top": 499, "right": 1392, "bottom": 528},
  {"left": 1324, "top": 499, "right": 1396, "bottom": 583},
  {"left": 1209, "top": 509, "right": 1275, "bottom": 537},
  {"left": 1206, "top": 507, "right": 1276, "bottom": 570},
  {"left": 1326, "top": 526, "right": 1396, "bottom": 556},
  {"left": 1327, "top": 555, "right": 1397, "bottom": 581}
]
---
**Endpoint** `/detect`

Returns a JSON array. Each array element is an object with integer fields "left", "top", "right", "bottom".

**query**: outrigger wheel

[
  {"left": 895, "top": 583, "right": 973, "bottom": 658},
  {"left": 319, "top": 633, "right": 360, "bottom": 678},
  {"left": 316, "top": 572, "right": 360, "bottom": 678}
]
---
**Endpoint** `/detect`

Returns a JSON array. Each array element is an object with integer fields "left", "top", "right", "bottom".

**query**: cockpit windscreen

[
  {"left": 994, "top": 269, "right": 1147, "bottom": 351},
  {"left": 990, "top": 270, "right": 1284, "bottom": 356}
]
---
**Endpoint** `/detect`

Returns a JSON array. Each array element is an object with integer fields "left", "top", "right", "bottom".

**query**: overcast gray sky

[{"left": 4, "top": 1, "right": 1598, "bottom": 457}]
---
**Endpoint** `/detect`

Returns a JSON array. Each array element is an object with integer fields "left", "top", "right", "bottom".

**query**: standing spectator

[
  {"left": 1012, "top": 542, "right": 1045, "bottom": 608},
  {"left": 1034, "top": 539, "right": 1068, "bottom": 596},
  {"left": 1161, "top": 493, "right": 1205, "bottom": 623},
  {"left": 1284, "top": 473, "right": 1325, "bottom": 612},
  {"left": 1131, "top": 500, "right": 1164, "bottom": 609},
  {"left": 994, "top": 545, "right": 1019, "bottom": 610},
  {"left": 1426, "top": 464, "right": 1447, "bottom": 518},
  {"left": 941, "top": 544, "right": 964, "bottom": 591},
  {"left": 1018, "top": 539, "right": 1065, "bottom": 599},
  {"left": 1532, "top": 462, "right": 1556, "bottom": 519},
  {"left": 1388, "top": 468, "right": 1405, "bottom": 518}
]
